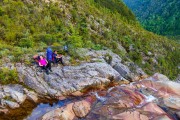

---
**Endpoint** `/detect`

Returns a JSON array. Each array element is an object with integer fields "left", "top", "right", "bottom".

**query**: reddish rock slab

[
  {"left": 139, "top": 80, "right": 180, "bottom": 96},
  {"left": 41, "top": 103, "right": 75, "bottom": 120},
  {"left": 120, "top": 87, "right": 145, "bottom": 105},
  {"left": 142, "top": 102, "right": 166, "bottom": 115},
  {"left": 112, "top": 111, "right": 148, "bottom": 120}
]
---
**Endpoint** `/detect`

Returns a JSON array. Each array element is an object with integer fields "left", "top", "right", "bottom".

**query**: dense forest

[
  {"left": 0, "top": 0, "right": 179, "bottom": 79},
  {"left": 123, "top": 0, "right": 180, "bottom": 39}
]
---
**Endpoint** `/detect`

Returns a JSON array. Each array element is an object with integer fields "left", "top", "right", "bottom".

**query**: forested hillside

[
  {"left": 123, "top": 0, "right": 180, "bottom": 38},
  {"left": 0, "top": 0, "right": 179, "bottom": 79}
]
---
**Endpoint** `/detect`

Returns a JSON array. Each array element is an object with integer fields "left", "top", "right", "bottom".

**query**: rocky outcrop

[
  {"left": 16, "top": 62, "right": 123, "bottom": 98},
  {"left": 1, "top": 49, "right": 147, "bottom": 113},
  {"left": 40, "top": 73, "right": 180, "bottom": 120},
  {"left": 0, "top": 84, "right": 38, "bottom": 111},
  {"left": 76, "top": 49, "right": 147, "bottom": 80},
  {"left": 6, "top": 49, "right": 179, "bottom": 120}
]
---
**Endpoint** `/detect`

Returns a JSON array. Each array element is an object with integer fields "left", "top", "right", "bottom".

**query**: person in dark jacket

[
  {"left": 52, "top": 50, "right": 64, "bottom": 65},
  {"left": 46, "top": 47, "right": 53, "bottom": 72}
]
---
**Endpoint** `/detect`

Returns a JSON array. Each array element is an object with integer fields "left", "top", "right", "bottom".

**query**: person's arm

[
  {"left": 57, "top": 54, "right": 62, "bottom": 58},
  {"left": 45, "top": 59, "right": 48, "bottom": 64},
  {"left": 39, "top": 62, "right": 43, "bottom": 66}
]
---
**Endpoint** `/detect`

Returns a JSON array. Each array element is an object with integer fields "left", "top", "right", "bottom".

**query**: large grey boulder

[
  {"left": 16, "top": 61, "right": 123, "bottom": 98},
  {"left": 76, "top": 49, "right": 146, "bottom": 80}
]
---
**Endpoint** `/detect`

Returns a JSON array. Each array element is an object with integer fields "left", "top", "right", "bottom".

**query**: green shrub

[
  {"left": 0, "top": 68, "right": 19, "bottom": 85},
  {"left": 18, "top": 38, "right": 34, "bottom": 48},
  {"left": 104, "top": 53, "right": 112, "bottom": 64},
  {"left": 129, "top": 51, "right": 142, "bottom": 64},
  {"left": 92, "top": 44, "right": 103, "bottom": 50}
]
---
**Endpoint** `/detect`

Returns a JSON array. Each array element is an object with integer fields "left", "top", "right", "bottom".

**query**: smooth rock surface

[
  {"left": 72, "top": 100, "right": 91, "bottom": 117},
  {"left": 16, "top": 62, "right": 123, "bottom": 98},
  {"left": 112, "top": 111, "right": 149, "bottom": 120},
  {"left": 163, "top": 97, "right": 180, "bottom": 110}
]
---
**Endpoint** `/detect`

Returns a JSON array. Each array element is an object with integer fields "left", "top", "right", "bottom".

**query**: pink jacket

[{"left": 39, "top": 59, "right": 47, "bottom": 66}]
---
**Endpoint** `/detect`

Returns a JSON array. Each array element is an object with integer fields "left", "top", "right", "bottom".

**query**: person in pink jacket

[{"left": 38, "top": 56, "right": 50, "bottom": 74}]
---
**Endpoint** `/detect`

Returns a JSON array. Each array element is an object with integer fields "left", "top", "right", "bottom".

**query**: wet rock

[
  {"left": 163, "top": 97, "right": 180, "bottom": 110},
  {"left": 119, "top": 87, "right": 145, "bottom": 105},
  {"left": 104, "top": 86, "right": 146, "bottom": 108},
  {"left": 41, "top": 103, "right": 75, "bottom": 120},
  {"left": 112, "top": 111, "right": 148, "bottom": 120},
  {"left": 72, "top": 100, "right": 91, "bottom": 117},
  {"left": 40, "top": 107, "right": 63, "bottom": 120},
  {"left": 1, "top": 99, "right": 20, "bottom": 109},
  {"left": 106, "top": 96, "right": 134, "bottom": 108}
]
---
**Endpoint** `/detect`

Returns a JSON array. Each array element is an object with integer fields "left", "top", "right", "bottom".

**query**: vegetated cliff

[
  {"left": 123, "top": 0, "right": 180, "bottom": 38},
  {"left": 0, "top": 0, "right": 179, "bottom": 79}
]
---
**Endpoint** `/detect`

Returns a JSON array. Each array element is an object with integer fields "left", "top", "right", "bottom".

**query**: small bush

[
  {"left": 129, "top": 51, "right": 142, "bottom": 64},
  {"left": 18, "top": 38, "right": 34, "bottom": 48},
  {"left": 104, "top": 53, "right": 112, "bottom": 64},
  {"left": 0, "top": 68, "right": 19, "bottom": 85},
  {"left": 92, "top": 44, "right": 103, "bottom": 50}
]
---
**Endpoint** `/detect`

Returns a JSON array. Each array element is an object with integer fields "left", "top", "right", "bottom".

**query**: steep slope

[
  {"left": 123, "top": 0, "right": 180, "bottom": 38},
  {"left": 0, "top": 0, "right": 179, "bottom": 79}
]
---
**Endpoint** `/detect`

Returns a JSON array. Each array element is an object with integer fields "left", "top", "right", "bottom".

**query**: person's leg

[
  {"left": 55, "top": 58, "right": 59, "bottom": 64},
  {"left": 56, "top": 58, "right": 60, "bottom": 63},
  {"left": 59, "top": 57, "right": 64, "bottom": 65},
  {"left": 47, "top": 60, "right": 52, "bottom": 71},
  {"left": 41, "top": 66, "right": 49, "bottom": 74}
]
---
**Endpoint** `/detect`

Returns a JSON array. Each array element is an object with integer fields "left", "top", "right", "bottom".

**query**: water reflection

[{"left": 26, "top": 99, "right": 71, "bottom": 120}]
